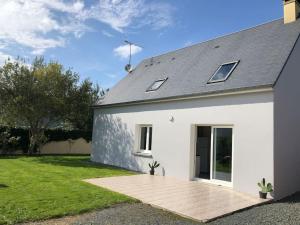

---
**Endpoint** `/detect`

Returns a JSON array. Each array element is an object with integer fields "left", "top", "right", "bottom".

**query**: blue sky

[{"left": 0, "top": 0, "right": 283, "bottom": 88}]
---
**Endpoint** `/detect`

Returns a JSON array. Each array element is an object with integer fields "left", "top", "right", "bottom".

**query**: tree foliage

[{"left": 0, "top": 57, "right": 100, "bottom": 154}]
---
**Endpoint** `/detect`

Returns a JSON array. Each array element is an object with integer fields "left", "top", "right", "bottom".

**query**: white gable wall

[
  {"left": 92, "top": 91, "right": 274, "bottom": 197},
  {"left": 274, "top": 36, "right": 300, "bottom": 199}
]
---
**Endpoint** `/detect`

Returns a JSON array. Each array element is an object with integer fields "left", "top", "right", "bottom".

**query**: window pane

[
  {"left": 151, "top": 81, "right": 164, "bottom": 90},
  {"left": 148, "top": 127, "right": 152, "bottom": 150},
  {"left": 212, "top": 128, "right": 232, "bottom": 182},
  {"left": 140, "top": 127, "right": 147, "bottom": 150},
  {"left": 209, "top": 62, "right": 237, "bottom": 82},
  {"left": 146, "top": 78, "right": 167, "bottom": 92}
]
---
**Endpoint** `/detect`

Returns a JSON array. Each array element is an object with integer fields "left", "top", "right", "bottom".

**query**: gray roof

[{"left": 98, "top": 19, "right": 300, "bottom": 107}]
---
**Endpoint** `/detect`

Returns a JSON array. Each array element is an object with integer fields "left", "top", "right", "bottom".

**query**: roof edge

[{"left": 93, "top": 86, "right": 273, "bottom": 109}]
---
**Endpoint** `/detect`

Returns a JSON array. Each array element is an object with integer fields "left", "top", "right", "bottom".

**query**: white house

[{"left": 92, "top": 0, "right": 300, "bottom": 200}]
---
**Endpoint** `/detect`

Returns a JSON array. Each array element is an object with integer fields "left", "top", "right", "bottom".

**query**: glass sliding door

[{"left": 212, "top": 128, "right": 233, "bottom": 183}]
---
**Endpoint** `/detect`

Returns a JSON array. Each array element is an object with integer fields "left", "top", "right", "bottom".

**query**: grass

[
  {"left": 215, "top": 162, "right": 231, "bottom": 173},
  {"left": 0, "top": 155, "right": 136, "bottom": 225}
]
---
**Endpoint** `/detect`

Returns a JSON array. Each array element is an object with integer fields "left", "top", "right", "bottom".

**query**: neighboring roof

[{"left": 97, "top": 19, "right": 300, "bottom": 107}]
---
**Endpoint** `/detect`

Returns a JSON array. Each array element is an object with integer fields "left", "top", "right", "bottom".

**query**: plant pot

[
  {"left": 150, "top": 169, "right": 155, "bottom": 175},
  {"left": 259, "top": 191, "right": 267, "bottom": 199}
]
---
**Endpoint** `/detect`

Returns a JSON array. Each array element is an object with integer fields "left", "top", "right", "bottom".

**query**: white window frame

[
  {"left": 138, "top": 125, "right": 152, "bottom": 154},
  {"left": 207, "top": 61, "right": 239, "bottom": 84}
]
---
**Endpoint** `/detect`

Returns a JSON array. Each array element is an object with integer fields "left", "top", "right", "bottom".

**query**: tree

[
  {"left": 65, "top": 79, "right": 100, "bottom": 131},
  {"left": 0, "top": 57, "right": 100, "bottom": 154}
]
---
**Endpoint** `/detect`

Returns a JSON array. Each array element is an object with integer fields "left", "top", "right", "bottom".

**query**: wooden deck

[{"left": 85, "top": 174, "right": 268, "bottom": 222}]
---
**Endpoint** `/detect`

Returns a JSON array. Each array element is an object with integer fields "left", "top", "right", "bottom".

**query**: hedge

[{"left": 0, "top": 126, "right": 92, "bottom": 153}]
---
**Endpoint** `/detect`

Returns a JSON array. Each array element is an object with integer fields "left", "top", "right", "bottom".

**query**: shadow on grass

[
  {"left": 0, "top": 184, "right": 8, "bottom": 188},
  {"left": 30, "top": 156, "right": 133, "bottom": 172},
  {"left": 0, "top": 155, "right": 21, "bottom": 159}
]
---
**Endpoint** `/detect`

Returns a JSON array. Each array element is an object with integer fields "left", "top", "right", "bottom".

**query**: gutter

[{"left": 92, "top": 85, "right": 273, "bottom": 109}]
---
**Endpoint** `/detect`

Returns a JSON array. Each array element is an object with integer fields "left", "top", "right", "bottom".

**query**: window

[
  {"left": 146, "top": 78, "right": 168, "bottom": 92},
  {"left": 139, "top": 126, "right": 152, "bottom": 153},
  {"left": 207, "top": 61, "right": 239, "bottom": 83}
]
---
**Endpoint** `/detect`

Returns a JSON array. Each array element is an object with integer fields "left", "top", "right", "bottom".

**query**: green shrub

[
  {"left": 0, "top": 126, "right": 92, "bottom": 153},
  {"left": 0, "top": 130, "right": 21, "bottom": 154}
]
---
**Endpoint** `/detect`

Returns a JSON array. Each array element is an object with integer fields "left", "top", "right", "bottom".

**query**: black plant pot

[
  {"left": 150, "top": 169, "right": 155, "bottom": 175},
  {"left": 259, "top": 191, "right": 267, "bottom": 199}
]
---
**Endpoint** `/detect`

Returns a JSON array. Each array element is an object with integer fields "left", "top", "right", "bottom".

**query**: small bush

[{"left": 0, "top": 130, "right": 21, "bottom": 154}]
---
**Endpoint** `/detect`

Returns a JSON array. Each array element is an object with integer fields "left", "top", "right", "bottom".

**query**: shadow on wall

[{"left": 92, "top": 114, "right": 141, "bottom": 172}]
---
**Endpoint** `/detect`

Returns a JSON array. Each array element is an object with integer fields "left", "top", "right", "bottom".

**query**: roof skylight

[
  {"left": 208, "top": 61, "right": 239, "bottom": 83},
  {"left": 146, "top": 78, "right": 168, "bottom": 92}
]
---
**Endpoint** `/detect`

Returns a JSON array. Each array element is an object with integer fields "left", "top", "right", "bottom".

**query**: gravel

[
  {"left": 23, "top": 192, "right": 300, "bottom": 225},
  {"left": 24, "top": 204, "right": 200, "bottom": 225},
  {"left": 210, "top": 193, "right": 300, "bottom": 225},
  {"left": 72, "top": 203, "right": 201, "bottom": 225}
]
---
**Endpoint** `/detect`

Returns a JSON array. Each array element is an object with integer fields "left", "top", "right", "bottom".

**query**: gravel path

[
  {"left": 23, "top": 192, "right": 300, "bottom": 225},
  {"left": 24, "top": 204, "right": 200, "bottom": 225},
  {"left": 210, "top": 192, "right": 300, "bottom": 225}
]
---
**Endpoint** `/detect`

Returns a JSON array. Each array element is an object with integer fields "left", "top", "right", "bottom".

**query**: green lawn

[{"left": 0, "top": 156, "right": 136, "bottom": 225}]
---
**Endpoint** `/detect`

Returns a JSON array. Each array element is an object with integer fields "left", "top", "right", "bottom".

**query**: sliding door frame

[
  {"left": 210, "top": 126, "right": 234, "bottom": 187},
  {"left": 193, "top": 125, "right": 234, "bottom": 188}
]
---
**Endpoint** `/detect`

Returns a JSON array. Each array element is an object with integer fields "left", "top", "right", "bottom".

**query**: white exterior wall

[
  {"left": 274, "top": 37, "right": 300, "bottom": 199},
  {"left": 92, "top": 91, "right": 274, "bottom": 197}
]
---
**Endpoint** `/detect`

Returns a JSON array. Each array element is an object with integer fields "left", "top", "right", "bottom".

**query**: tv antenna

[{"left": 124, "top": 40, "right": 142, "bottom": 72}]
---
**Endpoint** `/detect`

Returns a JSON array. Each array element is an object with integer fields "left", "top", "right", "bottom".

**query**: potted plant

[
  {"left": 257, "top": 178, "right": 273, "bottom": 199},
  {"left": 148, "top": 161, "right": 160, "bottom": 175}
]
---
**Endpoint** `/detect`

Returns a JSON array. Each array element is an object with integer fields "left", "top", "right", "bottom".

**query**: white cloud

[
  {"left": 113, "top": 44, "right": 142, "bottom": 59},
  {"left": 40, "top": 0, "right": 84, "bottom": 13},
  {"left": 85, "top": 0, "right": 142, "bottom": 32},
  {"left": 31, "top": 48, "right": 47, "bottom": 56},
  {"left": 137, "top": 2, "right": 174, "bottom": 30},
  {"left": 0, "top": 42, "right": 8, "bottom": 50},
  {"left": 83, "top": 0, "right": 174, "bottom": 32},
  {"left": 0, "top": 0, "right": 86, "bottom": 55},
  {"left": 183, "top": 41, "right": 193, "bottom": 47},
  {"left": 102, "top": 30, "right": 114, "bottom": 38},
  {"left": 0, "top": 0, "right": 174, "bottom": 57}
]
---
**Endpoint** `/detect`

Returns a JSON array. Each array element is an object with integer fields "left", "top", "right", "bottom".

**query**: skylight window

[
  {"left": 208, "top": 61, "right": 239, "bottom": 83},
  {"left": 146, "top": 78, "right": 168, "bottom": 92}
]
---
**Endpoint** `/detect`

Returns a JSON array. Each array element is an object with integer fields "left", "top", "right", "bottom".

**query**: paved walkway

[{"left": 85, "top": 174, "right": 268, "bottom": 222}]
